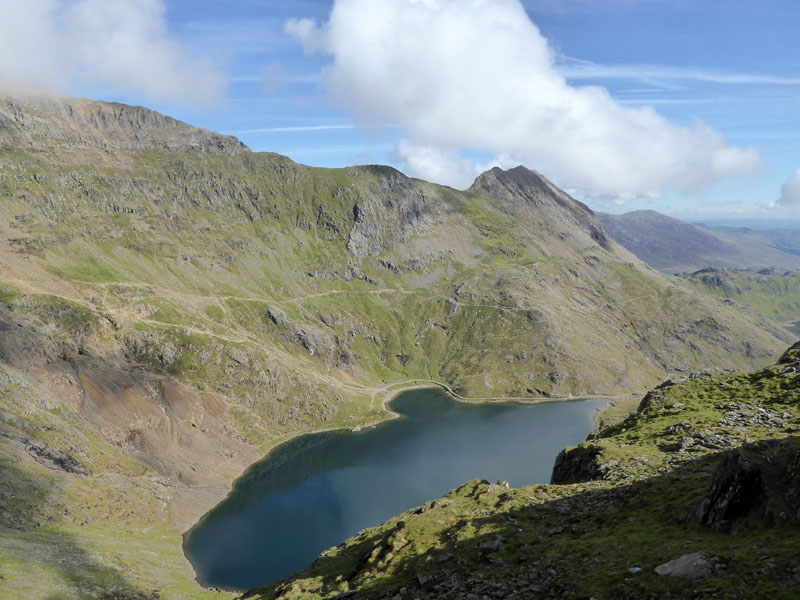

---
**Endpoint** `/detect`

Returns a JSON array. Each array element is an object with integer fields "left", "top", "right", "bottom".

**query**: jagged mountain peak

[
  {"left": 470, "top": 164, "right": 551, "bottom": 194},
  {"left": 0, "top": 94, "right": 249, "bottom": 156},
  {"left": 471, "top": 165, "right": 611, "bottom": 252}
]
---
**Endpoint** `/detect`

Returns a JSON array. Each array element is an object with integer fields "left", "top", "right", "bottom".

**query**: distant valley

[{"left": 597, "top": 210, "right": 800, "bottom": 273}]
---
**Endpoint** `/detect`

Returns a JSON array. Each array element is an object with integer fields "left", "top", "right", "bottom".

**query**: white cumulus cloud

[
  {"left": 0, "top": 0, "right": 225, "bottom": 105},
  {"left": 777, "top": 170, "right": 800, "bottom": 207},
  {"left": 286, "top": 0, "right": 761, "bottom": 196}
]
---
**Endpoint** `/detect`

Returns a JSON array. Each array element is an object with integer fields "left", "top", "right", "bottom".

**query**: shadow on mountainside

[
  {"left": 0, "top": 460, "right": 159, "bottom": 600},
  {"left": 244, "top": 436, "right": 800, "bottom": 600}
]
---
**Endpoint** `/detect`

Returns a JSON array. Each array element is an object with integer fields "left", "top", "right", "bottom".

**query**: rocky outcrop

[
  {"left": 697, "top": 451, "right": 764, "bottom": 529},
  {"left": 778, "top": 341, "right": 800, "bottom": 365},
  {"left": 291, "top": 325, "right": 333, "bottom": 357},
  {"left": 550, "top": 444, "right": 604, "bottom": 484},
  {"left": 471, "top": 166, "right": 611, "bottom": 253},
  {"left": 26, "top": 441, "right": 88, "bottom": 475},
  {"left": 347, "top": 199, "right": 386, "bottom": 258},
  {"left": 0, "top": 95, "right": 249, "bottom": 155},
  {"left": 0, "top": 319, "right": 59, "bottom": 369},
  {"left": 654, "top": 552, "right": 714, "bottom": 580}
]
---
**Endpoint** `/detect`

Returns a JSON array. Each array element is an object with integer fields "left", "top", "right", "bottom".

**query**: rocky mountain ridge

[
  {"left": 471, "top": 166, "right": 611, "bottom": 254},
  {"left": 0, "top": 94, "right": 248, "bottom": 156}
]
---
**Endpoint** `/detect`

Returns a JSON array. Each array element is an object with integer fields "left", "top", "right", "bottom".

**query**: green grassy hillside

[
  {"left": 1, "top": 146, "right": 788, "bottom": 406},
  {"left": 680, "top": 268, "right": 800, "bottom": 327}
]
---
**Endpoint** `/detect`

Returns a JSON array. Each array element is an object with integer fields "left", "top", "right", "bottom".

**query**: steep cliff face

[{"left": 0, "top": 95, "right": 794, "bottom": 599}]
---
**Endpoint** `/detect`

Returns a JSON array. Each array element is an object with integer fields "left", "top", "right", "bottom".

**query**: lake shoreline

[
  {"left": 184, "top": 386, "right": 631, "bottom": 591},
  {"left": 181, "top": 383, "right": 640, "bottom": 592}
]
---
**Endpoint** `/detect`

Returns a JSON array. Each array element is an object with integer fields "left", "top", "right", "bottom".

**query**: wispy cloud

[
  {"left": 231, "top": 123, "right": 398, "bottom": 134},
  {"left": 283, "top": 144, "right": 393, "bottom": 156},
  {"left": 230, "top": 71, "right": 322, "bottom": 86},
  {"left": 522, "top": 0, "right": 670, "bottom": 16},
  {"left": 618, "top": 96, "right": 798, "bottom": 106},
  {"left": 559, "top": 57, "right": 800, "bottom": 86},
  {"left": 230, "top": 124, "right": 356, "bottom": 133}
]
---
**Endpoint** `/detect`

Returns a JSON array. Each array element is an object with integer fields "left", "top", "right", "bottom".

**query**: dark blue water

[{"left": 184, "top": 388, "right": 602, "bottom": 590}]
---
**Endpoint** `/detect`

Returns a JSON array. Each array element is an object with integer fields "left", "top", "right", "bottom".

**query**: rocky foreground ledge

[{"left": 244, "top": 342, "right": 800, "bottom": 600}]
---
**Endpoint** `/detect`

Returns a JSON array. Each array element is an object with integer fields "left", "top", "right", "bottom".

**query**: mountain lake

[{"left": 184, "top": 388, "right": 604, "bottom": 590}]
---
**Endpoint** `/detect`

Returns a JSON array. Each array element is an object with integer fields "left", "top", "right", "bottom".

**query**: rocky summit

[{"left": 0, "top": 96, "right": 796, "bottom": 599}]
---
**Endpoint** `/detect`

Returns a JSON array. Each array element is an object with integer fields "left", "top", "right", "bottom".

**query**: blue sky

[{"left": 2, "top": 0, "right": 799, "bottom": 223}]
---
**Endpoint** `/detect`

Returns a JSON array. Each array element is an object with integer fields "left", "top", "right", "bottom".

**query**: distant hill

[
  {"left": 707, "top": 225, "right": 800, "bottom": 259},
  {"left": 597, "top": 210, "right": 800, "bottom": 272},
  {"left": 680, "top": 267, "right": 800, "bottom": 334}
]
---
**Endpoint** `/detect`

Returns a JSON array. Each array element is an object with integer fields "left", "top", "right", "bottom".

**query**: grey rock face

[
  {"left": 698, "top": 451, "right": 764, "bottom": 529},
  {"left": 470, "top": 166, "right": 611, "bottom": 252},
  {"left": 550, "top": 445, "right": 604, "bottom": 485},
  {"left": 654, "top": 552, "right": 713, "bottom": 579},
  {"left": 778, "top": 341, "right": 800, "bottom": 365},
  {"left": 346, "top": 167, "right": 441, "bottom": 258},
  {"left": 347, "top": 200, "right": 386, "bottom": 258},
  {"left": 291, "top": 325, "right": 333, "bottom": 356},
  {"left": 0, "top": 95, "right": 249, "bottom": 156},
  {"left": 267, "top": 308, "right": 289, "bottom": 327}
]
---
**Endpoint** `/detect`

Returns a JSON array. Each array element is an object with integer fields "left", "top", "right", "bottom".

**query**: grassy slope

[
  {"left": 680, "top": 268, "right": 800, "bottom": 325},
  {"left": 0, "top": 364, "right": 224, "bottom": 600},
  {"left": 248, "top": 346, "right": 800, "bottom": 600},
  {"left": 0, "top": 141, "right": 793, "bottom": 600},
  {"left": 1, "top": 148, "right": 788, "bottom": 403}
]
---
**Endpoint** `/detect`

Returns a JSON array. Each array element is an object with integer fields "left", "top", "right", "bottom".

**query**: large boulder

[
  {"left": 551, "top": 445, "right": 604, "bottom": 485},
  {"left": 778, "top": 341, "right": 800, "bottom": 365},
  {"left": 654, "top": 552, "right": 713, "bottom": 580}
]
